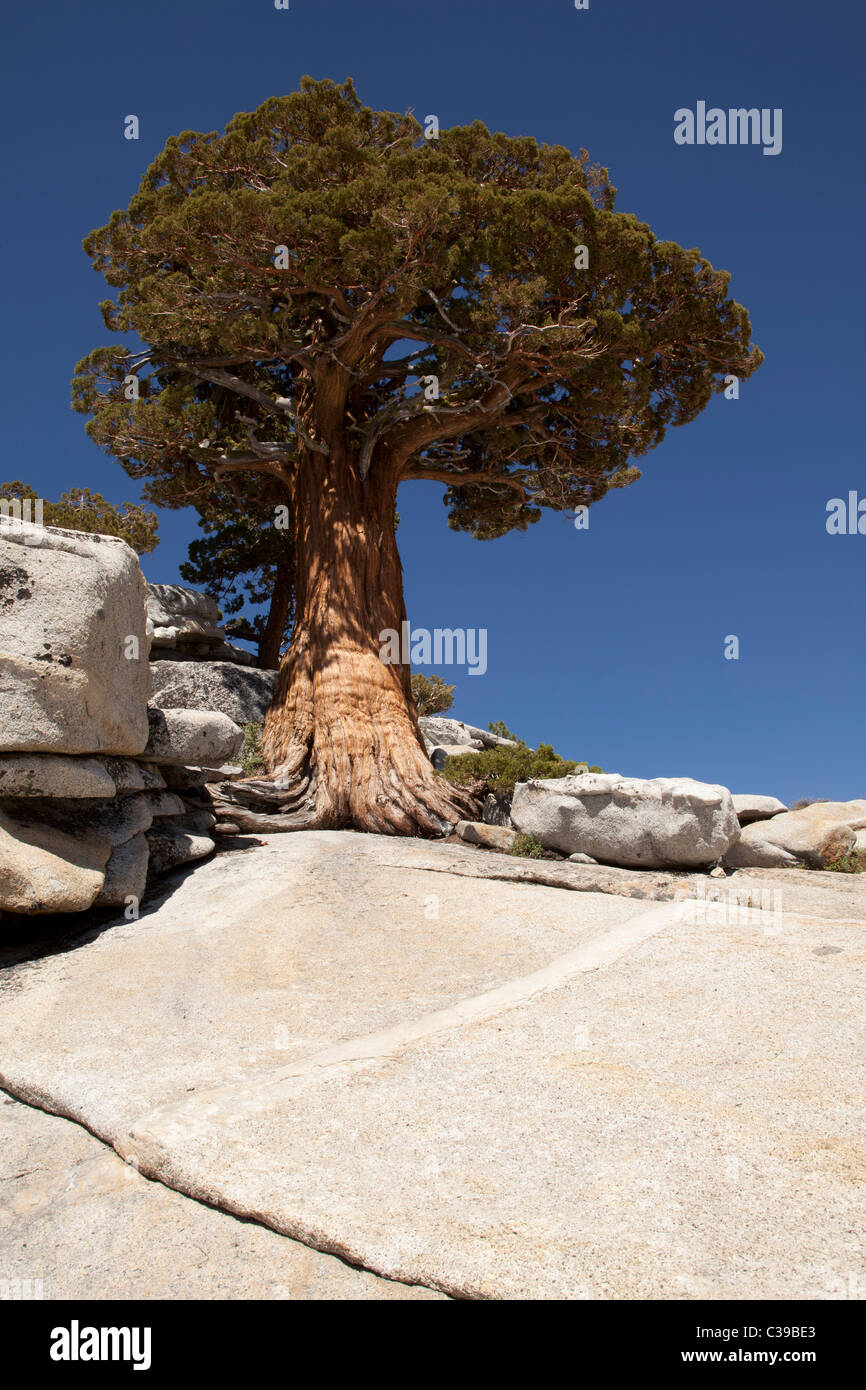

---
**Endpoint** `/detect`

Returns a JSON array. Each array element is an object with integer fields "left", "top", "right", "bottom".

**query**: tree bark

[
  {"left": 257, "top": 547, "right": 293, "bottom": 671},
  {"left": 229, "top": 443, "right": 477, "bottom": 835}
]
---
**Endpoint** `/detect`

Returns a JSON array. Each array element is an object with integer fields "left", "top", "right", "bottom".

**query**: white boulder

[
  {"left": 510, "top": 772, "right": 740, "bottom": 869},
  {"left": 0, "top": 525, "right": 150, "bottom": 755},
  {"left": 722, "top": 838, "right": 800, "bottom": 870},
  {"left": 0, "top": 805, "right": 109, "bottom": 914},
  {"left": 732, "top": 794, "right": 787, "bottom": 824},
  {"left": 140, "top": 707, "right": 244, "bottom": 768},
  {"left": 737, "top": 802, "right": 866, "bottom": 867},
  {"left": 419, "top": 717, "right": 519, "bottom": 752},
  {"left": 455, "top": 821, "right": 518, "bottom": 851}
]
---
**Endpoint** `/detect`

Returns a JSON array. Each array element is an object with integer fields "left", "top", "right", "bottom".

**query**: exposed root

[{"left": 212, "top": 745, "right": 479, "bottom": 837}]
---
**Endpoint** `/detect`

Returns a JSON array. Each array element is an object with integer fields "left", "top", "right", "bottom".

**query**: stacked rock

[
  {"left": 146, "top": 582, "right": 279, "bottom": 727},
  {"left": 418, "top": 715, "right": 519, "bottom": 771},
  {"left": 0, "top": 523, "right": 243, "bottom": 918},
  {"left": 147, "top": 583, "right": 255, "bottom": 665}
]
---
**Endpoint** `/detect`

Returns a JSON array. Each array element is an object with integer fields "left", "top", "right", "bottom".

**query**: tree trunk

[
  {"left": 257, "top": 547, "right": 293, "bottom": 671},
  {"left": 225, "top": 443, "right": 477, "bottom": 836}
]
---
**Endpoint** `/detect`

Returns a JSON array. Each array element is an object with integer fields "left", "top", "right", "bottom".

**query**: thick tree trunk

[
  {"left": 257, "top": 548, "right": 293, "bottom": 671},
  {"left": 225, "top": 443, "right": 477, "bottom": 835}
]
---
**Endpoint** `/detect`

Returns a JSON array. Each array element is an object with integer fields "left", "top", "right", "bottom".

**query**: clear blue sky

[{"left": 2, "top": 0, "right": 863, "bottom": 803}]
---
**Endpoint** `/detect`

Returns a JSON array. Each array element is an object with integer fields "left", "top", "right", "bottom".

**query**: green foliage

[
  {"left": 488, "top": 719, "right": 523, "bottom": 743},
  {"left": 179, "top": 489, "right": 294, "bottom": 663},
  {"left": 441, "top": 741, "right": 601, "bottom": 798},
  {"left": 508, "top": 833, "right": 547, "bottom": 860},
  {"left": 240, "top": 722, "right": 265, "bottom": 776},
  {"left": 72, "top": 76, "right": 762, "bottom": 544},
  {"left": 411, "top": 673, "right": 455, "bottom": 717},
  {"left": 823, "top": 851, "right": 865, "bottom": 874},
  {"left": 0, "top": 480, "right": 158, "bottom": 555}
]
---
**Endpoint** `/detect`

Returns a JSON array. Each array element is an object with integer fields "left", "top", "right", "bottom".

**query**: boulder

[
  {"left": 73, "top": 795, "right": 155, "bottom": 847},
  {"left": 0, "top": 804, "right": 109, "bottom": 914},
  {"left": 146, "top": 821, "right": 215, "bottom": 876},
  {"left": 205, "top": 640, "right": 257, "bottom": 667},
  {"left": 732, "top": 794, "right": 787, "bottom": 824},
  {"left": 0, "top": 754, "right": 166, "bottom": 801},
  {"left": 738, "top": 803, "right": 865, "bottom": 867},
  {"left": 203, "top": 765, "right": 244, "bottom": 783},
  {"left": 97, "top": 758, "right": 166, "bottom": 794},
  {"left": 149, "top": 661, "right": 277, "bottom": 726},
  {"left": 146, "top": 584, "right": 256, "bottom": 666},
  {"left": 419, "top": 717, "right": 519, "bottom": 752},
  {"left": 0, "top": 787, "right": 160, "bottom": 918},
  {"left": 158, "top": 764, "right": 243, "bottom": 792},
  {"left": 455, "top": 821, "right": 518, "bottom": 851},
  {"left": 171, "top": 808, "right": 218, "bottom": 837},
  {"left": 511, "top": 772, "right": 740, "bottom": 869},
  {"left": 157, "top": 765, "right": 209, "bottom": 793},
  {"left": 420, "top": 717, "right": 482, "bottom": 750},
  {"left": 0, "top": 525, "right": 150, "bottom": 755},
  {"left": 95, "top": 834, "right": 150, "bottom": 909},
  {"left": 0, "top": 753, "right": 115, "bottom": 799},
  {"left": 140, "top": 708, "right": 244, "bottom": 768},
  {"left": 722, "top": 838, "right": 800, "bottom": 870},
  {"left": 146, "top": 583, "right": 222, "bottom": 640},
  {"left": 151, "top": 640, "right": 256, "bottom": 667},
  {"left": 140, "top": 790, "right": 188, "bottom": 820}
]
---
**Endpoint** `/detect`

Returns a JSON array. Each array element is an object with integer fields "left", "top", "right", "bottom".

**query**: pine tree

[
  {"left": 0, "top": 481, "right": 158, "bottom": 554},
  {"left": 72, "top": 77, "right": 762, "bottom": 835},
  {"left": 411, "top": 674, "right": 456, "bottom": 718},
  {"left": 179, "top": 484, "right": 294, "bottom": 670}
]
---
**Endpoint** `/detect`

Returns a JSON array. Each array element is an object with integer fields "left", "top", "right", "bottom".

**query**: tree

[
  {"left": 179, "top": 487, "right": 294, "bottom": 670},
  {"left": 411, "top": 673, "right": 456, "bottom": 718},
  {"left": 72, "top": 77, "right": 762, "bottom": 835},
  {"left": 0, "top": 480, "right": 158, "bottom": 554}
]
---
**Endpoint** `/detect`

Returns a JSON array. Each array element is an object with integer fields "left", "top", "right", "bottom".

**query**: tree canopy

[{"left": 72, "top": 76, "right": 762, "bottom": 536}]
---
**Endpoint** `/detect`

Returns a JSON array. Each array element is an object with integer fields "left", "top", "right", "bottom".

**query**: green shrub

[
  {"left": 411, "top": 673, "right": 456, "bottom": 717},
  {"left": 240, "top": 722, "right": 265, "bottom": 776},
  {"left": 508, "top": 833, "right": 547, "bottom": 859},
  {"left": 441, "top": 742, "right": 601, "bottom": 799},
  {"left": 824, "top": 850, "right": 866, "bottom": 874},
  {"left": 487, "top": 719, "right": 523, "bottom": 743}
]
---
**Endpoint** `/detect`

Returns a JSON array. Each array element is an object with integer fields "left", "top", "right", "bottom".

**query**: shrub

[
  {"left": 824, "top": 850, "right": 866, "bottom": 874},
  {"left": 411, "top": 673, "right": 456, "bottom": 717},
  {"left": 488, "top": 719, "right": 523, "bottom": 743},
  {"left": 508, "top": 833, "right": 547, "bottom": 859},
  {"left": 240, "top": 722, "right": 265, "bottom": 776},
  {"left": 441, "top": 742, "right": 601, "bottom": 799}
]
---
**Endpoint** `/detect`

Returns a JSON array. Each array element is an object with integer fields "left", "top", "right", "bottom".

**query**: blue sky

[{"left": 2, "top": 0, "right": 863, "bottom": 803}]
